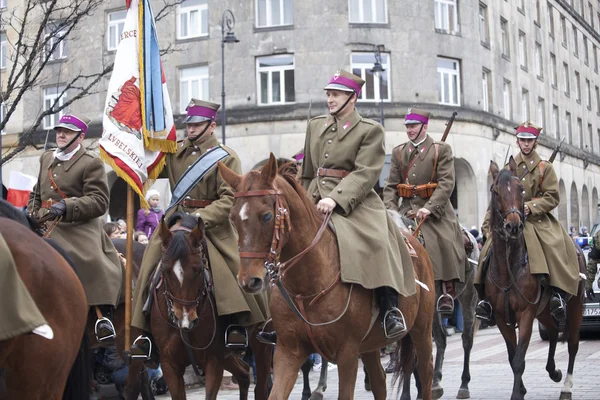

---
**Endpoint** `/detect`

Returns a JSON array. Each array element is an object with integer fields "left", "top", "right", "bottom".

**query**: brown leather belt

[
  {"left": 315, "top": 167, "right": 350, "bottom": 179},
  {"left": 397, "top": 183, "right": 438, "bottom": 199},
  {"left": 179, "top": 198, "right": 213, "bottom": 208},
  {"left": 41, "top": 199, "right": 59, "bottom": 209}
]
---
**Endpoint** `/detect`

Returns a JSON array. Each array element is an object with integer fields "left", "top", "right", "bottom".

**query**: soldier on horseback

[
  {"left": 475, "top": 122, "right": 581, "bottom": 323},
  {"left": 383, "top": 108, "right": 467, "bottom": 316},
  {"left": 130, "top": 99, "right": 269, "bottom": 360},
  {"left": 28, "top": 114, "right": 122, "bottom": 344}
]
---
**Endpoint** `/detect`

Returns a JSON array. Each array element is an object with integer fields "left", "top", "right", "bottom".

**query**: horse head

[
  {"left": 489, "top": 157, "right": 525, "bottom": 240},
  {"left": 159, "top": 212, "right": 208, "bottom": 330},
  {"left": 219, "top": 153, "right": 298, "bottom": 294}
]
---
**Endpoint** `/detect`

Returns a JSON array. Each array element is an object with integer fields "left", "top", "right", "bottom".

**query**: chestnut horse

[
  {"left": 126, "top": 213, "right": 273, "bottom": 400},
  {"left": 219, "top": 154, "right": 435, "bottom": 400},
  {"left": 0, "top": 217, "right": 89, "bottom": 400},
  {"left": 486, "top": 159, "right": 584, "bottom": 400}
]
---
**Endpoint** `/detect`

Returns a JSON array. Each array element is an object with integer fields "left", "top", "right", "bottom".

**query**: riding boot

[
  {"left": 131, "top": 333, "right": 160, "bottom": 369},
  {"left": 437, "top": 281, "right": 455, "bottom": 316},
  {"left": 549, "top": 287, "right": 567, "bottom": 323},
  {"left": 376, "top": 287, "right": 407, "bottom": 339},
  {"left": 95, "top": 305, "right": 116, "bottom": 346},
  {"left": 256, "top": 331, "right": 277, "bottom": 346},
  {"left": 224, "top": 315, "right": 248, "bottom": 351}
]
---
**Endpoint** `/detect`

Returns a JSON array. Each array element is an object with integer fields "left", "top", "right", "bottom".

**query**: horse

[
  {"left": 486, "top": 159, "right": 584, "bottom": 400},
  {"left": 219, "top": 153, "right": 435, "bottom": 400},
  {"left": 0, "top": 217, "right": 89, "bottom": 400},
  {"left": 125, "top": 213, "right": 273, "bottom": 400}
]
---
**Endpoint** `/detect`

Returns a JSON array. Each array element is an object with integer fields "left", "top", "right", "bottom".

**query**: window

[
  {"left": 537, "top": 97, "right": 545, "bottom": 128},
  {"left": 0, "top": 32, "right": 5, "bottom": 69},
  {"left": 482, "top": 68, "right": 491, "bottom": 112},
  {"left": 575, "top": 71, "right": 581, "bottom": 102},
  {"left": 588, "top": 123, "right": 593, "bottom": 152},
  {"left": 535, "top": 43, "right": 543, "bottom": 79},
  {"left": 44, "top": 24, "right": 67, "bottom": 61},
  {"left": 596, "top": 85, "right": 600, "bottom": 113},
  {"left": 434, "top": 0, "right": 458, "bottom": 33},
  {"left": 566, "top": 111, "right": 572, "bottom": 143},
  {"left": 179, "top": 65, "right": 209, "bottom": 114},
  {"left": 584, "top": 36, "right": 589, "bottom": 64},
  {"left": 577, "top": 118, "right": 583, "bottom": 148},
  {"left": 590, "top": 2, "right": 595, "bottom": 28},
  {"left": 535, "top": 0, "right": 542, "bottom": 24},
  {"left": 595, "top": 45, "right": 599, "bottom": 72},
  {"left": 586, "top": 78, "right": 592, "bottom": 109},
  {"left": 256, "top": 0, "right": 293, "bottom": 27},
  {"left": 479, "top": 3, "right": 489, "bottom": 45},
  {"left": 349, "top": 0, "right": 387, "bottom": 24},
  {"left": 518, "top": 0, "right": 525, "bottom": 12},
  {"left": 550, "top": 53, "right": 557, "bottom": 86},
  {"left": 580, "top": 0, "right": 585, "bottom": 17},
  {"left": 257, "top": 54, "right": 295, "bottom": 105},
  {"left": 519, "top": 31, "right": 527, "bottom": 69},
  {"left": 563, "top": 62, "right": 570, "bottom": 95},
  {"left": 437, "top": 57, "right": 461, "bottom": 106},
  {"left": 548, "top": 3, "right": 555, "bottom": 37},
  {"left": 107, "top": 10, "right": 126, "bottom": 51},
  {"left": 177, "top": 0, "right": 208, "bottom": 40},
  {"left": 351, "top": 52, "right": 391, "bottom": 102},
  {"left": 521, "top": 89, "right": 529, "bottom": 121},
  {"left": 500, "top": 18, "right": 510, "bottom": 57},
  {"left": 573, "top": 25, "right": 579, "bottom": 57},
  {"left": 503, "top": 80, "right": 512, "bottom": 119},
  {"left": 561, "top": 15, "right": 568, "bottom": 47},
  {"left": 552, "top": 105, "right": 559, "bottom": 137},
  {"left": 43, "top": 86, "right": 66, "bottom": 130}
]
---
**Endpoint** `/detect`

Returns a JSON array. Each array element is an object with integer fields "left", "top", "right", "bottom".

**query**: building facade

[{"left": 2, "top": 0, "right": 600, "bottom": 230}]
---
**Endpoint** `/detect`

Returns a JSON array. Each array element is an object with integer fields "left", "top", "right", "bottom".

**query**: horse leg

[
  {"left": 457, "top": 294, "right": 477, "bottom": 399},
  {"left": 363, "top": 364, "right": 370, "bottom": 392},
  {"left": 311, "top": 359, "right": 328, "bottom": 400},
  {"left": 431, "top": 308, "right": 445, "bottom": 400},
  {"left": 560, "top": 296, "right": 583, "bottom": 400},
  {"left": 248, "top": 331, "right": 273, "bottom": 400},
  {"left": 510, "top": 312, "right": 535, "bottom": 400},
  {"left": 300, "top": 358, "right": 313, "bottom": 400},
  {"left": 336, "top": 346, "right": 360, "bottom": 400},
  {"left": 269, "top": 347, "right": 308, "bottom": 400},
  {"left": 124, "top": 360, "right": 144, "bottom": 400},
  {"left": 400, "top": 375, "right": 412, "bottom": 400},
  {"left": 413, "top": 334, "right": 434, "bottom": 400},
  {"left": 360, "top": 350, "right": 386, "bottom": 400},
  {"left": 222, "top": 355, "right": 251, "bottom": 400},
  {"left": 159, "top": 360, "right": 187, "bottom": 400},
  {"left": 539, "top": 315, "right": 562, "bottom": 383}
]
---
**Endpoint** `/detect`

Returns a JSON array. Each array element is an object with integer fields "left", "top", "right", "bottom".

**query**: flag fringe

[
  {"left": 144, "top": 136, "right": 177, "bottom": 153},
  {"left": 147, "top": 153, "right": 167, "bottom": 180},
  {"left": 100, "top": 148, "right": 150, "bottom": 209}
]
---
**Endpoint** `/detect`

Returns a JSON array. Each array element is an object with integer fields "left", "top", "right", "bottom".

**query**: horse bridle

[{"left": 491, "top": 177, "right": 525, "bottom": 241}]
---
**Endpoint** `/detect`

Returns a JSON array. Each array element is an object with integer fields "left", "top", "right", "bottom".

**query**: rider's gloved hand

[{"left": 49, "top": 200, "right": 67, "bottom": 218}]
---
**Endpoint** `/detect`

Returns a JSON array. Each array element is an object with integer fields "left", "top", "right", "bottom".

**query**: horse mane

[
  {"left": 163, "top": 212, "right": 201, "bottom": 262},
  {"left": 276, "top": 168, "right": 323, "bottom": 225},
  {"left": 0, "top": 199, "right": 42, "bottom": 235}
]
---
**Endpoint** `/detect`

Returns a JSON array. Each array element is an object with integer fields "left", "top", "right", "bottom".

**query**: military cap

[
  {"left": 515, "top": 121, "right": 542, "bottom": 139},
  {"left": 323, "top": 69, "right": 365, "bottom": 96},
  {"left": 404, "top": 108, "right": 430, "bottom": 125},
  {"left": 183, "top": 99, "right": 220, "bottom": 124},
  {"left": 54, "top": 114, "right": 91, "bottom": 135}
]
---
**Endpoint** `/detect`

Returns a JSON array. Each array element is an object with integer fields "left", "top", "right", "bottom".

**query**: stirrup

[
  {"left": 550, "top": 294, "right": 566, "bottom": 319},
  {"left": 94, "top": 317, "right": 116, "bottom": 342},
  {"left": 475, "top": 300, "right": 492, "bottom": 322},
  {"left": 225, "top": 325, "right": 248, "bottom": 351},
  {"left": 383, "top": 307, "right": 407, "bottom": 339},
  {"left": 131, "top": 335, "right": 152, "bottom": 360},
  {"left": 436, "top": 293, "right": 454, "bottom": 314}
]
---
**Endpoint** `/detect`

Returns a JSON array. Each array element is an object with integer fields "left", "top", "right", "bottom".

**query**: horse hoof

[
  {"left": 364, "top": 381, "right": 371, "bottom": 392},
  {"left": 456, "top": 388, "right": 470, "bottom": 399},
  {"left": 559, "top": 392, "right": 572, "bottom": 400},
  {"left": 432, "top": 387, "right": 444, "bottom": 399},
  {"left": 551, "top": 369, "right": 563, "bottom": 383},
  {"left": 309, "top": 392, "right": 324, "bottom": 400}
]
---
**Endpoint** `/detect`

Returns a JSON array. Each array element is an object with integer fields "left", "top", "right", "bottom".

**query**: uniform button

[
  {"left": 533, "top": 203, "right": 537, "bottom": 207},
  {"left": 522, "top": 178, "right": 525, "bottom": 181},
  {"left": 50, "top": 186, "right": 55, "bottom": 190},
  {"left": 53, "top": 174, "right": 57, "bottom": 177},
  {"left": 312, "top": 192, "right": 317, "bottom": 198},
  {"left": 332, "top": 128, "right": 336, "bottom": 132},
  {"left": 412, "top": 173, "right": 416, "bottom": 177},
  {"left": 321, "top": 181, "right": 326, "bottom": 185},
  {"left": 327, "top": 140, "right": 332, "bottom": 144},
  {"left": 57, "top": 163, "right": 61, "bottom": 167},
  {"left": 522, "top": 165, "right": 526, "bottom": 168},
  {"left": 195, "top": 213, "right": 200, "bottom": 216},
  {"left": 187, "top": 165, "right": 191, "bottom": 169},
  {"left": 192, "top": 152, "right": 197, "bottom": 155},
  {"left": 324, "top": 154, "right": 329, "bottom": 158},
  {"left": 337, "top": 189, "right": 342, "bottom": 193}
]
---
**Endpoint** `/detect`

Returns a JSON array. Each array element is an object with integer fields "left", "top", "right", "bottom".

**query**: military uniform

[
  {"left": 0, "top": 232, "right": 48, "bottom": 341},
  {"left": 383, "top": 109, "right": 466, "bottom": 313},
  {"left": 475, "top": 122, "right": 580, "bottom": 321},
  {"left": 131, "top": 100, "right": 269, "bottom": 336},
  {"left": 586, "top": 231, "right": 600, "bottom": 295}
]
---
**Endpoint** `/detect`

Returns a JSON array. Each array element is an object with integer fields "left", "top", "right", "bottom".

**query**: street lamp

[
  {"left": 221, "top": 10, "right": 239, "bottom": 146},
  {"left": 370, "top": 45, "right": 385, "bottom": 127}
]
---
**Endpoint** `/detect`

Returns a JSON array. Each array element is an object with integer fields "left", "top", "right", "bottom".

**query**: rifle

[
  {"left": 503, "top": 145, "right": 511, "bottom": 165},
  {"left": 440, "top": 111, "right": 458, "bottom": 142},
  {"left": 548, "top": 136, "right": 566, "bottom": 163}
]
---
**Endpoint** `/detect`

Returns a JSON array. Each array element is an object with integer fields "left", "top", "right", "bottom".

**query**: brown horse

[
  {"left": 219, "top": 154, "right": 435, "bottom": 400},
  {"left": 0, "top": 217, "right": 89, "bottom": 400},
  {"left": 126, "top": 213, "right": 273, "bottom": 400},
  {"left": 486, "top": 159, "right": 584, "bottom": 400}
]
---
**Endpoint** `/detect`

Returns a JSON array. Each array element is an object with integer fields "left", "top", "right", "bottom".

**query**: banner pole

[{"left": 125, "top": 185, "right": 134, "bottom": 353}]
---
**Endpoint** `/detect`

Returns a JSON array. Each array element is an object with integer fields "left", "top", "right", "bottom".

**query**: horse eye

[{"left": 262, "top": 212, "right": 272, "bottom": 223}]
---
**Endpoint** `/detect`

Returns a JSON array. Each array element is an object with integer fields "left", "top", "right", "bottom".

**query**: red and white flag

[{"left": 7, "top": 171, "right": 37, "bottom": 208}]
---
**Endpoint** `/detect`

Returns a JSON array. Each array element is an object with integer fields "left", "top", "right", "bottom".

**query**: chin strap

[
  {"left": 58, "top": 131, "right": 82, "bottom": 152},
  {"left": 188, "top": 122, "right": 211, "bottom": 142},
  {"left": 330, "top": 92, "right": 355, "bottom": 116}
]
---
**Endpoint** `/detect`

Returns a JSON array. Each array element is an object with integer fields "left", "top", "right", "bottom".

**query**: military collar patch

[{"left": 343, "top": 121, "right": 351, "bottom": 130}]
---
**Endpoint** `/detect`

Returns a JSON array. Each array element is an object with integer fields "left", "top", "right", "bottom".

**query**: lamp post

[
  {"left": 221, "top": 10, "right": 239, "bottom": 146},
  {"left": 370, "top": 45, "right": 385, "bottom": 127}
]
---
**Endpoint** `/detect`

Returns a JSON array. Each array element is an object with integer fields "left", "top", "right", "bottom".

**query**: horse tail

[
  {"left": 62, "top": 334, "right": 91, "bottom": 400},
  {"left": 391, "top": 334, "right": 416, "bottom": 388}
]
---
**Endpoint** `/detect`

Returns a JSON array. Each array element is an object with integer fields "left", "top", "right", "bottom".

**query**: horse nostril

[{"left": 248, "top": 277, "right": 263, "bottom": 291}]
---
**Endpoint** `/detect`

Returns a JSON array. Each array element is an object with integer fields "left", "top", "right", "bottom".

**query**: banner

[
  {"left": 7, "top": 171, "right": 37, "bottom": 208},
  {"left": 100, "top": 0, "right": 176, "bottom": 208}
]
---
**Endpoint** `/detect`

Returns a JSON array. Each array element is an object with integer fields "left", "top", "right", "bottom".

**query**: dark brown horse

[
  {"left": 219, "top": 154, "right": 435, "bottom": 400},
  {"left": 486, "top": 159, "right": 584, "bottom": 400},
  {"left": 126, "top": 213, "right": 273, "bottom": 400},
  {"left": 0, "top": 217, "right": 89, "bottom": 400}
]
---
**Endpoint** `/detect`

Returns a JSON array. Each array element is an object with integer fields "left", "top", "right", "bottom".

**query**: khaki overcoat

[
  {"left": 132, "top": 134, "right": 269, "bottom": 331},
  {"left": 28, "top": 147, "right": 122, "bottom": 306},
  {"left": 383, "top": 135, "right": 466, "bottom": 282},
  {"left": 476, "top": 151, "right": 580, "bottom": 295},
  {"left": 300, "top": 109, "right": 416, "bottom": 297}
]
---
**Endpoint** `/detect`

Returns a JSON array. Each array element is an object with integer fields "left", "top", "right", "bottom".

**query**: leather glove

[
  {"left": 586, "top": 287, "right": 596, "bottom": 301},
  {"left": 49, "top": 200, "right": 67, "bottom": 218}
]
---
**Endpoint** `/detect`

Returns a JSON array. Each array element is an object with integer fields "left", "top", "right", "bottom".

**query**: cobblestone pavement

[{"left": 112, "top": 324, "right": 600, "bottom": 399}]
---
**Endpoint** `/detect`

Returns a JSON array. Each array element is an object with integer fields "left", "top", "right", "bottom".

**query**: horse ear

[
  {"left": 260, "top": 153, "right": 278, "bottom": 185},
  {"left": 508, "top": 156, "right": 518, "bottom": 176},
  {"left": 489, "top": 160, "right": 500, "bottom": 182},
  {"left": 189, "top": 217, "right": 205, "bottom": 249},
  {"left": 159, "top": 216, "right": 172, "bottom": 248},
  {"left": 218, "top": 161, "right": 242, "bottom": 191}
]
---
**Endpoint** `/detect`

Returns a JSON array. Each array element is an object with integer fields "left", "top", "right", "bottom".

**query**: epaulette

[
  {"left": 360, "top": 118, "right": 379, "bottom": 126},
  {"left": 177, "top": 139, "right": 186, "bottom": 148},
  {"left": 394, "top": 142, "right": 408, "bottom": 150},
  {"left": 309, "top": 115, "right": 327, "bottom": 122}
]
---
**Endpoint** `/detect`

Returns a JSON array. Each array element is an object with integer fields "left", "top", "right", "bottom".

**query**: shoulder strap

[
  {"left": 430, "top": 144, "right": 440, "bottom": 183},
  {"left": 48, "top": 167, "right": 68, "bottom": 199}
]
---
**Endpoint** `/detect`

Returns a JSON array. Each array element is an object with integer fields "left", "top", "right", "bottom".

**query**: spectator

[
  {"left": 134, "top": 231, "right": 149, "bottom": 245},
  {"left": 104, "top": 222, "right": 121, "bottom": 239},
  {"left": 136, "top": 189, "right": 164, "bottom": 238},
  {"left": 581, "top": 226, "right": 589, "bottom": 237},
  {"left": 116, "top": 219, "right": 127, "bottom": 239},
  {"left": 570, "top": 226, "right": 579, "bottom": 238}
]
